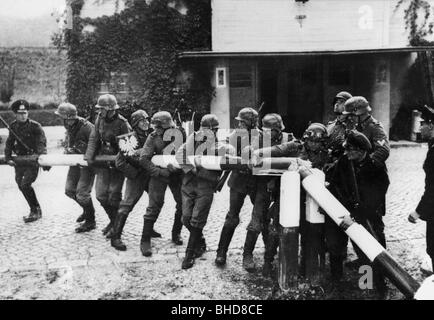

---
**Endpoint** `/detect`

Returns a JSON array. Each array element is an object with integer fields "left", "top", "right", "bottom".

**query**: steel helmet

[
  {"left": 151, "top": 111, "right": 175, "bottom": 129},
  {"left": 235, "top": 108, "right": 259, "bottom": 128},
  {"left": 200, "top": 114, "right": 220, "bottom": 130},
  {"left": 95, "top": 94, "right": 119, "bottom": 110},
  {"left": 302, "top": 123, "right": 328, "bottom": 142},
  {"left": 130, "top": 110, "right": 149, "bottom": 128},
  {"left": 262, "top": 113, "right": 285, "bottom": 131},
  {"left": 55, "top": 102, "right": 78, "bottom": 120},
  {"left": 343, "top": 96, "right": 372, "bottom": 116}
]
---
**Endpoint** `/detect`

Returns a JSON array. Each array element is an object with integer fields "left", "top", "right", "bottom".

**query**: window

[{"left": 230, "top": 65, "right": 252, "bottom": 88}]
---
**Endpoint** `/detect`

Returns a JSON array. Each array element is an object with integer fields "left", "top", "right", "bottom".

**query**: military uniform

[
  {"left": 5, "top": 100, "right": 47, "bottom": 222},
  {"left": 111, "top": 110, "right": 153, "bottom": 251},
  {"left": 415, "top": 138, "right": 434, "bottom": 264},
  {"left": 327, "top": 119, "right": 347, "bottom": 161},
  {"left": 63, "top": 116, "right": 96, "bottom": 231},
  {"left": 327, "top": 131, "right": 389, "bottom": 294},
  {"left": 85, "top": 110, "right": 131, "bottom": 235},
  {"left": 139, "top": 111, "right": 186, "bottom": 257},
  {"left": 242, "top": 113, "right": 295, "bottom": 272},
  {"left": 356, "top": 115, "right": 390, "bottom": 167},
  {"left": 176, "top": 114, "right": 234, "bottom": 269}
]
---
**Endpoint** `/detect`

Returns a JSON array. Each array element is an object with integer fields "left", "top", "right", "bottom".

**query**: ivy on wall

[{"left": 54, "top": 0, "right": 213, "bottom": 119}]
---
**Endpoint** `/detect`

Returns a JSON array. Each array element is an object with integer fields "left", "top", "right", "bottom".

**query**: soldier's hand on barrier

[
  {"left": 7, "top": 160, "right": 15, "bottom": 167},
  {"left": 159, "top": 168, "right": 171, "bottom": 178},
  {"left": 408, "top": 211, "right": 420, "bottom": 224},
  {"left": 167, "top": 163, "right": 179, "bottom": 173},
  {"left": 65, "top": 147, "right": 76, "bottom": 155},
  {"left": 42, "top": 166, "right": 52, "bottom": 172},
  {"left": 340, "top": 215, "right": 355, "bottom": 230}
]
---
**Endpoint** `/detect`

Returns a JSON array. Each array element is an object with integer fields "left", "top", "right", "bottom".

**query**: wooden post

[
  {"left": 278, "top": 171, "right": 300, "bottom": 290},
  {"left": 303, "top": 169, "right": 325, "bottom": 286}
]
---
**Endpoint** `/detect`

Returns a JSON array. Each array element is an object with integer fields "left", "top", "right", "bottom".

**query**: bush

[
  {"left": 43, "top": 101, "right": 59, "bottom": 110},
  {"left": 0, "top": 110, "right": 63, "bottom": 127},
  {"left": 29, "top": 102, "right": 42, "bottom": 110}
]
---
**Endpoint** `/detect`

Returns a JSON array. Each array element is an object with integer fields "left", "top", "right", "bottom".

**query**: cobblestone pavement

[{"left": 0, "top": 130, "right": 430, "bottom": 281}]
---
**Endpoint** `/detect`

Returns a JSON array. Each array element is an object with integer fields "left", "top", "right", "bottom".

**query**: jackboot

[
  {"left": 75, "top": 203, "right": 96, "bottom": 233},
  {"left": 171, "top": 213, "right": 183, "bottom": 245},
  {"left": 103, "top": 206, "right": 117, "bottom": 238},
  {"left": 330, "top": 254, "right": 344, "bottom": 282},
  {"left": 76, "top": 210, "right": 86, "bottom": 223},
  {"left": 262, "top": 234, "right": 279, "bottom": 278},
  {"left": 111, "top": 213, "right": 128, "bottom": 251},
  {"left": 194, "top": 232, "right": 206, "bottom": 258},
  {"left": 182, "top": 228, "right": 201, "bottom": 270},
  {"left": 140, "top": 220, "right": 154, "bottom": 257},
  {"left": 23, "top": 206, "right": 42, "bottom": 223},
  {"left": 151, "top": 229, "right": 162, "bottom": 238},
  {"left": 215, "top": 226, "right": 236, "bottom": 267},
  {"left": 242, "top": 230, "right": 259, "bottom": 273}
]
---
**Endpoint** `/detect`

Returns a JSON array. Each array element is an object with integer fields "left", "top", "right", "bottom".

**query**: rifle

[
  {"left": 348, "top": 159, "right": 380, "bottom": 241},
  {"left": 0, "top": 114, "right": 34, "bottom": 155}
]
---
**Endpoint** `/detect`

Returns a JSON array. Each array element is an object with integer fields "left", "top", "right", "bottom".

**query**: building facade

[{"left": 180, "top": 0, "right": 433, "bottom": 136}]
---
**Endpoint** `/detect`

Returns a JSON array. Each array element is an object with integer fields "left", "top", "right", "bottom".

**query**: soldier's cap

[
  {"left": 420, "top": 105, "right": 434, "bottom": 123},
  {"left": 334, "top": 91, "right": 353, "bottom": 103},
  {"left": 343, "top": 96, "right": 372, "bottom": 115},
  {"left": 344, "top": 130, "right": 372, "bottom": 151},
  {"left": 11, "top": 99, "right": 30, "bottom": 114}
]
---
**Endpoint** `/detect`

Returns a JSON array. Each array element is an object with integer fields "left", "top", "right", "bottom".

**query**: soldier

[
  {"left": 250, "top": 123, "right": 328, "bottom": 277},
  {"left": 329, "top": 131, "right": 390, "bottom": 299},
  {"left": 215, "top": 107, "right": 261, "bottom": 267},
  {"left": 84, "top": 94, "right": 132, "bottom": 238},
  {"left": 408, "top": 105, "right": 434, "bottom": 275},
  {"left": 139, "top": 111, "right": 186, "bottom": 257},
  {"left": 111, "top": 109, "right": 160, "bottom": 251},
  {"left": 55, "top": 103, "right": 96, "bottom": 233},
  {"left": 342, "top": 96, "right": 390, "bottom": 167},
  {"left": 327, "top": 91, "right": 353, "bottom": 161},
  {"left": 242, "top": 113, "right": 295, "bottom": 272},
  {"left": 4, "top": 99, "right": 48, "bottom": 223},
  {"left": 176, "top": 114, "right": 234, "bottom": 269}
]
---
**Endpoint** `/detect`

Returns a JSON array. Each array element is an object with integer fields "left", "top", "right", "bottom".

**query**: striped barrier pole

[
  {"left": 299, "top": 167, "right": 421, "bottom": 299},
  {"left": 278, "top": 171, "right": 301, "bottom": 290},
  {"left": 303, "top": 168, "right": 326, "bottom": 286}
]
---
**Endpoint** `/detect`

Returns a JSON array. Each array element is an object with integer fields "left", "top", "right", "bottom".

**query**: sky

[{"left": 0, "top": 0, "right": 66, "bottom": 19}]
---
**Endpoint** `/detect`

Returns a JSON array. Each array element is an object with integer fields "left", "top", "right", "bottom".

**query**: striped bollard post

[
  {"left": 278, "top": 171, "right": 300, "bottom": 290},
  {"left": 303, "top": 168, "right": 326, "bottom": 286}
]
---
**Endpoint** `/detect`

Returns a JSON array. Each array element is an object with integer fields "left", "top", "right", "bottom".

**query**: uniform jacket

[
  {"left": 4, "top": 119, "right": 47, "bottom": 161},
  {"left": 139, "top": 127, "right": 186, "bottom": 178},
  {"left": 357, "top": 115, "right": 390, "bottom": 166},
  {"left": 328, "top": 154, "right": 390, "bottom": 219},
  {"left": 85, "top": 113, "right": 131, "bottom": 160},
  {"left": 327, "top": 118, "right": 347, "bottom": 160},
  {"left": 175, "top": 131, "right": 227, "bottom": 190},
  {"left": 64, "top": 117, "right": 94, "bottom": 155},
  {"left": 227, "top": 128, "right": 262, "bottom": 193},
  {"left": 416, "top": 139, "right": 434, "bottom": 222},
  {"left": 116, "top": 129, "right": 151, "bottom": 180}
]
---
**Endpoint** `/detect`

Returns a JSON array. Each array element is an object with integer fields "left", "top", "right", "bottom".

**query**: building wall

[
  {"left": 209, "top": 53, "right": 414, "bottom": 135},
  {"left": 212, "top": 0, "right": 412, "bottom": 52},
  {"left": 0, "top": 47, "right": 67, "bottom": 106}
]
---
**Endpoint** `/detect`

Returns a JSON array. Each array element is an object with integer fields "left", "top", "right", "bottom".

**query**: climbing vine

[
  {"left": 396, "top": 0, "right": 434, "bottom": 45},
  {"left": 54, "top": 0, "right": 212, "bottom": 119}
]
